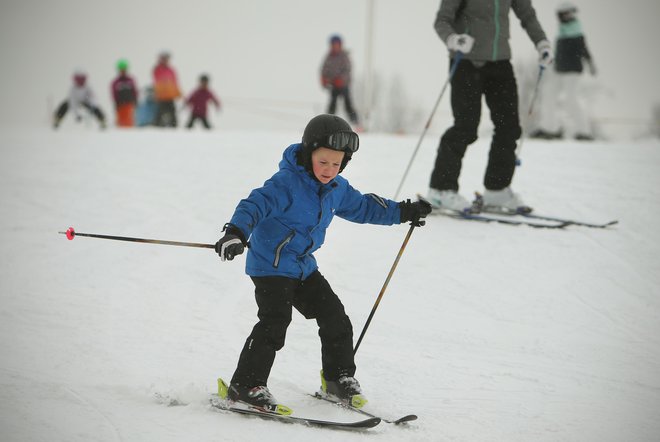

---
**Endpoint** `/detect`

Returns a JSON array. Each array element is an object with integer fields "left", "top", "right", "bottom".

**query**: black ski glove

[
  {"left": 215, "top": 224, "right": 247, "bottom": 261},
  {"left": 399, "top": 199, "right": 432, "bottom": 227}
]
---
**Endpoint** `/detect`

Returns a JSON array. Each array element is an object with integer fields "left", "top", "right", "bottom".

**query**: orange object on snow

[{"left": 116, "top": 103, "right": 135, "bottom": 127}]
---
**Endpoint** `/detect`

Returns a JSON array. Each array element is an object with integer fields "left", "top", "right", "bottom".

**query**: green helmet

[{"left": 116, "top": 59, "right": 129, "bottom": 71}]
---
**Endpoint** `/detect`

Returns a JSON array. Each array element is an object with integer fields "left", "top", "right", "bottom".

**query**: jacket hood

[{"left": 280, "top": 143, "right": 340, "bottom": 189}]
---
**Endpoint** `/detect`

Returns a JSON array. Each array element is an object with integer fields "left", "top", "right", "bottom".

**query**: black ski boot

[
  {"left": 320, "top": 370, "right": 368, "bottom": 408},
  {"left": 217, "top": 378, "right": 292, "bottom": 415}
]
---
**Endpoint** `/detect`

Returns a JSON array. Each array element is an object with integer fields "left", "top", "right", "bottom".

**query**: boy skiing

[
  {"left": 215, "top": 114, "right": 431, "bottom": 413},
  {"left": 184, "top": 74, "right": 220, "bottom": 129}
]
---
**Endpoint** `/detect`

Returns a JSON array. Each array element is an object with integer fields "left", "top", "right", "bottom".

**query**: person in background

[
  {"left": 111, "top": 59, "right": 138, "bottom": 127},
  {"left": 531, "top": 1, "right": 596, "bottom": 141},
  {"left": 53, "top": 70, "right": 106, "bottom": 130},
  {"left": 152, "top": 51, "right": 181, "bottom": 127},
  {"left": 426, "top": 0, "right": 552, "bottom": 214},
  {"left": 320, "top": 35, "right": 359, "bottom": 126},
  {"left": 136, "top": 86, "right": 157, "bottom": 127},
  {"left": 184, "top": 74, "right": 221, "bottom": 129}
]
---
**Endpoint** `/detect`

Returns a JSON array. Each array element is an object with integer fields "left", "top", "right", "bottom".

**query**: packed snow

[{"left": 1, "top": 126, "right": 659, "bottom": 441}]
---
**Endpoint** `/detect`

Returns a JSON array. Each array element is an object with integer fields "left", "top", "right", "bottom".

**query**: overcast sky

[{"left": 1, "top": 0, "right": 658, "bottom": 131}]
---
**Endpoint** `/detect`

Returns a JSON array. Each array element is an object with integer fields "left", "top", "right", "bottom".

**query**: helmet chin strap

[{"left": 339, "top": 154, "right": 351, "bottom": 173}]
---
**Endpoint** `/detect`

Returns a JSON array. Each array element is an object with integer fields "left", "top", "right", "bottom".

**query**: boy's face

[{"left": 311, "top": 147, "right": 345, "bottom": 184}]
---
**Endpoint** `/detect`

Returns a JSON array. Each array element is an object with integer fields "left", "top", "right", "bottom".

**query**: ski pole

[
  {"left": 58, "top": 226, "right": 215, "bottom": 249},
  {"left": 353, "top": 223, "right": 416, "bottom": 356},
  {"left": 393, "top": 51, "right": 463, "bottom": 200},
  {"left": 515, "top": 65, "right": 545, "bottom": 166}
]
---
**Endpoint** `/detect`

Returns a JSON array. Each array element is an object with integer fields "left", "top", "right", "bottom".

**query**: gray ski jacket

[{"left": 435, "top": 0, "right": 547, "bottom": 62}]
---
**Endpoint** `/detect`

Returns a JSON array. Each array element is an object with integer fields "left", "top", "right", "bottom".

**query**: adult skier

[
  {"left": 425, "top": 0, "right": 552, "bottom": 213},
  {"left": 532, "top": 2, "right": 596, "bottom": 141}
]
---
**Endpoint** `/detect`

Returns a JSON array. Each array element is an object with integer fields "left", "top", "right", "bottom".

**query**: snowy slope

[{"left": 1, "top": 127, "right": 659, "bottom": 442}]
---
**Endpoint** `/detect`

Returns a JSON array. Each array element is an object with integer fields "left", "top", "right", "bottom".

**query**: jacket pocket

[{"left": 273, "top": 231, "right": 295, "bottom": 268}]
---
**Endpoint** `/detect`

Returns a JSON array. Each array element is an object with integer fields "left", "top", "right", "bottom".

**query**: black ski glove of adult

[
  {"left": 399, "top": 199, "right": 432, "bottom": 227},
  {"left": 215, "top": 224, "right": 247, "bottom": 261}
]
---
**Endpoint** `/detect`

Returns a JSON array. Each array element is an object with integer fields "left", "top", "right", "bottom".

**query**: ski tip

[
  {"left": 394, "top": 414, "right": 418, "bottom": 424},
  {"left": 348, "top": 417, "right": 381, "bottom": 428}
]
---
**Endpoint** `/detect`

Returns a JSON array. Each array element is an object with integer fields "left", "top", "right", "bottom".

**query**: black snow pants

[
  {"left": 155, "top": 100, "right": 177, "bottom": 127},
  {"left": 429, "top": 59, "right": 522, "bottom": 192},
  {"left": 54, "top": 101, "right": 105, "bottom": 125},
  {"left": 230, "top": 271, "right": 355, "bottom": 388},
  {"left": 327, "top": 86, "right": 359, "bottom": 125},
  {"left": 186, "top": 114, "right": 211, "bottom": 129}
]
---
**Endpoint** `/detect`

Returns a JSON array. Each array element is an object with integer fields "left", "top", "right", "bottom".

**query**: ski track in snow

[
  {"left": 64, "top": 387, "right": 124, "bottom": 442},
  {"left": 1, "top": 128, "right": 659, "bottom": 442}
]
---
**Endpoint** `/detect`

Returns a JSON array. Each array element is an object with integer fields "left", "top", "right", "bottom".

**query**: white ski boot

[
  {"left": 481, "top": 187, "right": 532, "bottom": 214},
  {"left": 426, "top": 188, "right": 471, "bottom": 213}
]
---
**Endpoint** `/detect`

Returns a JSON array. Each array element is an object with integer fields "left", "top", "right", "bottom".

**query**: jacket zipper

[
  {"left": 273, "top": 231, "right": 294, "bottom": 268},
  {"left": 305, "top": 187, "right": 332, "bottom": 255}
]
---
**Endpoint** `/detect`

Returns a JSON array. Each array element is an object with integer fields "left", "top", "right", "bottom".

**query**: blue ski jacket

[{"left": 229, "top": 143, "right": 402, "bottom": 280}]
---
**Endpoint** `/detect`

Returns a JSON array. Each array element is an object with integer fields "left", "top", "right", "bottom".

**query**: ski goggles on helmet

[{"left": 318, "top": 131, "right": 360, "bottom": 153}]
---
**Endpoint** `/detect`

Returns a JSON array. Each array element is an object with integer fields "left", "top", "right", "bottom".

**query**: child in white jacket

[{"left": 53, "top": 71, "right": 106, "bottom": 129}]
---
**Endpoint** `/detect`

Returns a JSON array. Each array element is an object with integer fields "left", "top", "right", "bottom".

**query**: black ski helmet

[{"left": 301, "top": 114, "right": 359, "bottom": 173}]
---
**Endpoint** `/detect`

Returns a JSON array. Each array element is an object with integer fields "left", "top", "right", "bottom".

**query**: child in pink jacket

[{"left": 184, "top": 74, "right": 220, "bottom": 129}]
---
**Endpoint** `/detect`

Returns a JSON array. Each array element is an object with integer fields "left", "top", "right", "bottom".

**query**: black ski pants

[
  {"left": 327, "top": 86, "right": 359, "bottom": 125},
  {"left": 155, "top": 100, "right": 177, "bottom": 127},
  {"left": 55, "top": 101, "right": 105, "bottom": 124},
  {"left": 231, "top": 271, "right": 355, "bottom": 388},
  {"left": 429, "top": 59, "right": 522, "bottom": 192},
  {"left": 186, "top": 115, "right": 211, "bottom": 129}
]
